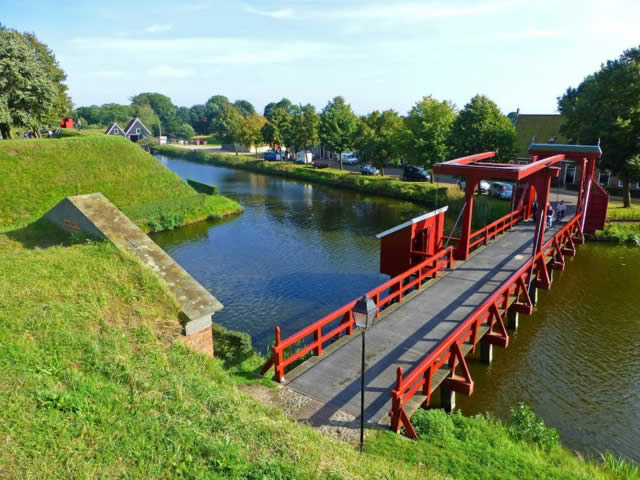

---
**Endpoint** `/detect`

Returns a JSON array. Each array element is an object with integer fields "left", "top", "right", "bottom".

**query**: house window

[
  {"left": 136, "top": 128, "right": 141, "bottom": 134},
  {"left": 598, "top": 170, "right": 611, "bottom": 186},
  {"left": 565, "top": 164, "right": 576, "bottom": 184},
  {"left": 114, "top": 128, "right": 119, "bottom": 134}
]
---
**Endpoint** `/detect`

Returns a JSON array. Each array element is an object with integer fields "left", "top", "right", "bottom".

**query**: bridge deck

[{"left": 287, "top": 215, "right": 570, "bottom": 425}]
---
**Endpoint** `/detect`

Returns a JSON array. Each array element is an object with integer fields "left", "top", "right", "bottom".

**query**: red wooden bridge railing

[
  {"left": 444, "top": 207, "right": 527, "bottom": 252},
  {"left": 389, "top": 214, "right": 583, "bottom": 439},
  {"left": 261, "top": 246, "right": 454, "bottom": 382}
]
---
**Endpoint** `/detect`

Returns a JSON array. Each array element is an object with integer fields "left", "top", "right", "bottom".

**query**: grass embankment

[
  {"left": 0, "top": 136, "right": 241, "bottom": 233},
  {"left": 1, "top": 225, "right": 635, "bottom": 479},
  {"left": 594, "top": 201, "right": 640, "bottom": 244},
  {"left": 0, "top": 225, "right": 427, "bottom": 479}
]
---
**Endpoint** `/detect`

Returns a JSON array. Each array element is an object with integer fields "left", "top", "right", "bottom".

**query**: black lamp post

[{"left": 353, "top": 295, "right": 377, "bottom": 453}]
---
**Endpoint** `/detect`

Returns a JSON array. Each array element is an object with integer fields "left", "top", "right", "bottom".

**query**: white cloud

[
  {"left": 71, "top": 36, "right": 350, "bottom": 65},
  {"left": 147, "top": 65, "right": 194, "bottom": 78},
  {"left": 144, "top": 24, "right": 173, "bottom": 33},
  {"left": 242, "top": 4, "right": 294, "bottom": 19},
  {"left": 242, "top": 1, "right": 517, "bottom": 23}
]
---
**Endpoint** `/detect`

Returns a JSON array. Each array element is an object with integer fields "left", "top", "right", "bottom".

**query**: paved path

[{"left": 287, "top": 212, "right": 572, "bottom": 426}]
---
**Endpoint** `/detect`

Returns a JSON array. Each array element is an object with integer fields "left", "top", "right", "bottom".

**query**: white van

[{"left": 296, "top": 151, "right": 313, "bottom": 165}]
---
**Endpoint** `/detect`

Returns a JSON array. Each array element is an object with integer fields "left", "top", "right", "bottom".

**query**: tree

[
  {"left": 212, "top": 103, "right": 244, "bottom": 154},
  {"left": 133, "top": 102, "right": 160, "bottom": 136},
  {"left": 558, "top": 46, "right": 640, "bottom": 207},
  {"left": 354, "top": 110, "right": 406, "bottom": 175},
  {"left": 0, "top": 26, "right": 57, "bottom": 139},
  {"left": 261, "top": 107, "right": 291, "bottom": 147},
  {"left": 239, "top": 114, "right": 267, "bottom": 157},
  {"left": 175, "top": 106, "right": 191, "bottom": 124},
  {"left": 176, "top": 122, "right": 195, "bottom": 140},
  {"left": 264, "top": 98, "right": 294, "bottom": 118},
  {"left": 319, "top": 96, "right": 358, "bottom": 169},
  {"left": 205, "top": 95, "right": 229, "bottom": 125},
  {"left": 96, "top": 103, "right": 134, "bottom": 126},
  {"left": 291, "top": 104, "right": 319, "bottom": 156},
  {"left": 403, "top": 96, "right": 456, "bottom": 168},
  {"left": 23, "top": 32, "right": 72, "bottom": 125},
  {"left": 233, "top": 99, "right": 256, "bottom": 118},
  {"left": 448, "top": 95, "right": 517, "bottom": 163},
  {"left": 189, "top": 104, "right": 209, "bottom": 134},
  {"left": 131, "top": 92, "right": 176, "bottom": 126}
]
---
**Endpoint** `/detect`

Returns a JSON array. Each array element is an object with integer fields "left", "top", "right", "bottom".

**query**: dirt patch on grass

[{"left": 240, "top": 383, "right": 362, "bottom": 444}]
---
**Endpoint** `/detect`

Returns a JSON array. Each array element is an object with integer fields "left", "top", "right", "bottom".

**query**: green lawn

[
  {"left": 607, "top": 201, "right": 640, "bottom": 221},
  {"left": 0, "top": 136, "right": 241, "bottom": 233}
]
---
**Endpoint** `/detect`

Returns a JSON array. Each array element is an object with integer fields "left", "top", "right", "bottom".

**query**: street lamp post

[{"left": 352, "top": 295, "right": 377, "bottom": 453}]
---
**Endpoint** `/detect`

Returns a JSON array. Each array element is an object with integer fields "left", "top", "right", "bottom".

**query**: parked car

[
  {"left": 458, "top": 179, "right": 490, "bottom": 193},
  {"left": 403, "top": 165, "right": 431, "bottom": 182},
  {"left": 489, "top": 182, "right": 514, "bottom": 200},
  {"left": 264, "top": 150, "right": 278, "bottom": 161},
  {"left": 342, "top": 153, "right": 359, "bottom": 165},
  {"left": 360, "top": 164, "right": 380, "bottom": 175}
]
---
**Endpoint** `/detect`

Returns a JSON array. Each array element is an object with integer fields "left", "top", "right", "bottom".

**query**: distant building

[
  {"left": 104, "top": 122, "right": 124, "bottom": 136},
  {"left": 513, "top": 110, "right": 637, "bottom": 192},
  {"left": 123, "top": 118, "right": 151, "bottom": 142}
]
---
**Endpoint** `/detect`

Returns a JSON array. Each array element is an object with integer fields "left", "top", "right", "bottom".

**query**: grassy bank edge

[{"left": 152, "top": 145, "right": 457, "bottom": 209}]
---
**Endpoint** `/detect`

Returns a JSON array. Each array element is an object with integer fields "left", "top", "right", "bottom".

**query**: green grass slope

[
  {"left": 0, "top": 136, "right": 241, "bottom": 233},
  {"left": 0, "top": 224, "right": 634, "bottom": 479},
  {"left": 0, "top": 228, "right": 431, "bottom": 480}
]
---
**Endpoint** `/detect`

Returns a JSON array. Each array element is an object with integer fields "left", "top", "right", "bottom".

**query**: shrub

[
  {"left": 509, "top": 403, "right": 559, "bottom": 450},
  {"left": 212, "top": 323, "right": 253, "bottom": 364}
]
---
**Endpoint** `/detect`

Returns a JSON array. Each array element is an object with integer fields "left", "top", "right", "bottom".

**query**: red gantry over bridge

[{"left": 261, "top": 143, "right": 608, "bottom": 438}]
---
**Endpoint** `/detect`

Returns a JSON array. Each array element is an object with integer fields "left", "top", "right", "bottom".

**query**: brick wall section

[{"left": 180, "top": 325, "right": 214, "bottom": 357}]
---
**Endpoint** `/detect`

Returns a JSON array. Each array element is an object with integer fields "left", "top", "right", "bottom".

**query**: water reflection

[{"left": 152, "top": 155, "right": 426, "bottom": 353}]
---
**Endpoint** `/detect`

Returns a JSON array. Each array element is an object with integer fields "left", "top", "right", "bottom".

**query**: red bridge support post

[{"left": 454, "top": 175, "right": 480, "bottom": 261}]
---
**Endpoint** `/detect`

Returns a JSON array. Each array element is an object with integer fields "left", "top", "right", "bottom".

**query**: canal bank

[
  {"left": 152, "top": 144, "right": 456, "bottom": 210},
  {"left": 154, "top": 152, "right": 640, "bottom": 465}
]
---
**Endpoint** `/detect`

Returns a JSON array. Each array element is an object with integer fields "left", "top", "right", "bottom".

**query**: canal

[{"left": 153, "top": 154, "right": 640, "bottom": 463}]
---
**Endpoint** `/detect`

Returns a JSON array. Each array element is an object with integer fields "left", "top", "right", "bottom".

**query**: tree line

[{"left": 74, "top": 92, "right": 519, "bottom": 169}]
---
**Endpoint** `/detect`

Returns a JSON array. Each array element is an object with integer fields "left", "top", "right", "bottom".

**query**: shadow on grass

[{"left": 2, "top": 218, "right": 99, "bottom": 250}]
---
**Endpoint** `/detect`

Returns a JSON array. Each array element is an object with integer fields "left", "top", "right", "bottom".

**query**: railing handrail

[
  {"left": 469, "top": 208, "right": 523, "bottom": 241},
  {"left": 392, "top": 213, "right": 581, "bottom": 401},
  {"left": 273, "top": 246, "right": 454, "bottom": 355}
]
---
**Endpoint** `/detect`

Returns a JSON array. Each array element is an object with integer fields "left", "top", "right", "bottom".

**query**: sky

[{"left": 2, "top": 0, "right": 640, "bottom": 116}]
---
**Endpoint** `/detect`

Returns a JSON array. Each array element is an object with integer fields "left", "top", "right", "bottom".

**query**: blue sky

[{"left": 3, "top": 0, "right": 640, "bottom": 115}]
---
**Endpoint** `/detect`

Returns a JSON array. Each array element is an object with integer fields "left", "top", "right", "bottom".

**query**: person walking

[
  {"left": 557, "top": 200, "right": 566, "bottom": 221},
  {"left": 546, "top": 203, "right": 555, "bottom": 229}
]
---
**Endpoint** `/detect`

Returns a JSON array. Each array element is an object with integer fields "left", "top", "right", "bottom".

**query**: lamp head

[{"left": 353, "top": 295, "right": 376, "bottom": 329}]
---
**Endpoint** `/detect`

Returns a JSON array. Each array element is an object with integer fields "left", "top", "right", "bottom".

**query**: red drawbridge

[{"left": 261, "top": 143, "right": 607, "bottom": 438}]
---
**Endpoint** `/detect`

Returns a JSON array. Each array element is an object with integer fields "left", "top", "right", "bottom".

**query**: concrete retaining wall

[{"left": 44, "top": 192, "right": 222, "bottom": 356}]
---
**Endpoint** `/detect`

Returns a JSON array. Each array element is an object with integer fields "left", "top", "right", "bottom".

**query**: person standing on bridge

[
  {"left": 557, "top": 200, "right": 567, "bottom": 221},
  {"left": 532, "top": 199, "right": 539, "bottom": 222},
  {"left": 546, "top": 203, "right": 555, "bottom": 229}
]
